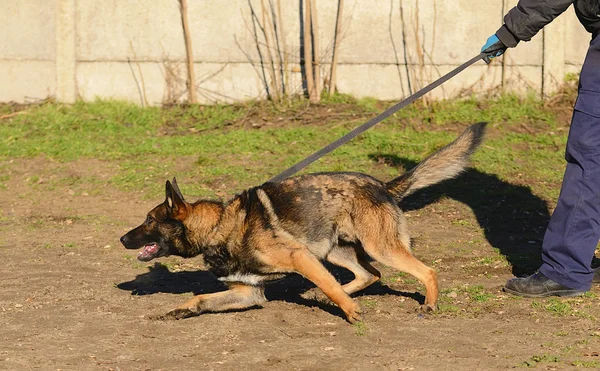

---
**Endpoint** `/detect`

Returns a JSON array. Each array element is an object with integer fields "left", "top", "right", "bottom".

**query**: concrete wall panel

[
  {"left": 0, "top": 0, "right": 593, "bottom": 104},
  {"left": 0, "top": 0, "right": 56, "bottom": 60},
  {"left": 564, "top": 7, "right": 590, "bottom": 66},
  {"left": 0, "top": 61, "right": 56, "bottom": 102},
  {"left": 76, "top": 61, "right": 168, "bottom": 104}
]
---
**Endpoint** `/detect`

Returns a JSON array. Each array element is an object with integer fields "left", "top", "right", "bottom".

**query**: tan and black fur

[{"left": 120, "top": 123, "right": 486, "bottom": 323}]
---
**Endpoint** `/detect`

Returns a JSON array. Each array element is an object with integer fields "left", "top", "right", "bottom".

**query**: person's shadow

[{"left": 372, "top": 154, "right": 550, "bottom": 276}]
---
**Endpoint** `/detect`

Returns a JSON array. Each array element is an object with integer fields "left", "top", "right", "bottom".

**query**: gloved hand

[{"left": 481, "top": 34, "right": 507, "bottom": 64}]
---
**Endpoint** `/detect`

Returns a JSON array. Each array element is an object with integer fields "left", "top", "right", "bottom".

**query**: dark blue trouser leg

[{"left": 539, "top": 35, "right": 600, "bottom": 291}]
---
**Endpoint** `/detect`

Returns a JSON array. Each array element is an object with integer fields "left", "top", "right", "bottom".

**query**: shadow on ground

[
  {"left": 372, "top": 154, "right": 551, "bottom": 276},
  {"left": 117, "top": 262, "right": 425, "bottom": 320}
]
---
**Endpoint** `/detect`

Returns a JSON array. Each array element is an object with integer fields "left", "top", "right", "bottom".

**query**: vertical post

[
  {"left": 56, "top": 0, "right": 76, "bottom": 103},
  {"left": 180, "top": 0, "right": 197, "bottom": 104},
  {"left": 276, "top": 0, "right": 289, "bottom": 97},
  {"left": 303, "top": 0, "right": 315, "bottom": 100},
  {"left": 542, "top": 15, "right": 565, "bottom": 98},
  {"left": 261, "top": 0, "right": 279, "bottom": 100},
  {"left": 310, "top": 0, "right": 321, "bottom": 101}
]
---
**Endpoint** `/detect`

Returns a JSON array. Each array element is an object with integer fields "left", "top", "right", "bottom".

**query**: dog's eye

[{"left": 145, "top": 215, "right": 154, "bottom": 224}]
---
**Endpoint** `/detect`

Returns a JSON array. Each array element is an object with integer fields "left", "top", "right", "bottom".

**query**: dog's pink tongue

[{"left": 138, "top": 243, "right": 158, "bottom": 261}]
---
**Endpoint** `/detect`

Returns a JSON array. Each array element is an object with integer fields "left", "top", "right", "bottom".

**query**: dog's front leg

[{"left": 165, "top": 284, "right": 266, "bottom": 320}]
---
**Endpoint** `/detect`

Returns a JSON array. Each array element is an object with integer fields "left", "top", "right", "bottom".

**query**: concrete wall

[{"left": 0, "top": 0, "right": 592, "bottom": 105}]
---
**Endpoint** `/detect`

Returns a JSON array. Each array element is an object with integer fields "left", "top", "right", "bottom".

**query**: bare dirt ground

[{"left": 1, "top": 156, "right": 599, "bottom": 371}]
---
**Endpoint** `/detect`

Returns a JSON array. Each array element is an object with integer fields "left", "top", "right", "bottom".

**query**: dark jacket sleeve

[{"left": 496, "top": 0, "right": 575, "bottom": 47}]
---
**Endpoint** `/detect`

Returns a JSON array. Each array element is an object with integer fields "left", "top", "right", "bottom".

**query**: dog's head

[{"left": 120, "top": 178, "right": 192, "bottom": 261}]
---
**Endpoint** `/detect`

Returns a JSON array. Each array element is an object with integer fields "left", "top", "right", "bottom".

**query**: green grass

[
  {"left": 0, "top": 94, "right": 570, "bottom": 201},
  {"left": 360, "top": 299, "right": 378, "bottom": 310},
  {"left": 464, "top": 285, "right": 494, "bottom": 303},
  {"left": 353, "top": 321, "right": 367, "bottom": 336},
  {"left": 572, "top": 360, "right": 600, "bottom": 368},
  {"left": 441, "top": 285, "right": 493, "bottom": 304},
  {"left": 529, "top": 297, "right": 596, "bottom": 319},
  {"left": 437, "top": 303, "right": 461, "bottom": 314},
  {"left": 520, "top": 354, "right": 560, "bottom": 368},
  {"left": 62, "top": 242, "right": 79, "bottom": 249},
  {"left": 545, "top": 298, "right": 574, "bottom": 317}
]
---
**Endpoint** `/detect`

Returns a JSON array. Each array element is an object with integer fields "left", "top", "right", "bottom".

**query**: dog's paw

[
  {"left": 420, "top": 303, "right": 437, "bottom": 313},
  {"left": 344, "top": 302, "right": 364, "bottom": 324},
  {"left": 164, "top": 307, "right": 199, "bottom": 320}
]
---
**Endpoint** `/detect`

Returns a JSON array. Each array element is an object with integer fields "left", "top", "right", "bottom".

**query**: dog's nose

[{"left": 120, "top": 236, "right": 127, "bottom": 245}]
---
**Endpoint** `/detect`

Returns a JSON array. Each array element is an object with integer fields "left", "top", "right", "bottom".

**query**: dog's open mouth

[{"left": 138, "top": 243, "right": 160, "bottom": 262}]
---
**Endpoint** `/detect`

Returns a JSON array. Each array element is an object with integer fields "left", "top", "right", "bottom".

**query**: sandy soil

[{"left": 1, "top": 157, "right": 599, "bottom": 371}]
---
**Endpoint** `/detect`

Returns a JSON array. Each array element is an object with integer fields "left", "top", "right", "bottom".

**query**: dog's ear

[
  {"left": 165, "top": 180, "right": 187, "bottom": 220},
  {"left": 171, "top": 177, "right": 185, "bottom": 202}
]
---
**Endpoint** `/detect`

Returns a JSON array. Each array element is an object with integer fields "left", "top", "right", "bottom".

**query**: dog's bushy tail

[{"left": 386, "top": 122, "right": 487, "bottom": 200}]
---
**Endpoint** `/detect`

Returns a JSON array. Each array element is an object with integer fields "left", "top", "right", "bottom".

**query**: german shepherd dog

[{"left": 120, "top": 123, "right": 486, "bottom": 323}]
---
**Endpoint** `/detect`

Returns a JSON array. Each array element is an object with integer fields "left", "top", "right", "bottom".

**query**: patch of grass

[
  {"left": 545, "top": 298, "right": 573, "bottom": 317},
  {"left": 520, "top": 354, "right": 560, "bottom": 368},
  {"left": 436, "top": 303, "right": 461, "bottom": 314},
  {"left": 158, "top": 259, "right": 182, "bottom": 272},
  {"left": 131, "top": 262, "right": 148, "bottom": 269},
  {"left": 443, "top": 284, "right": 493, "bottom": 303},
  {"left": 583, "top": 292, "right": 597, "bottom": 299},
  {"left": 477, "top": 256, "right": 496, "bottom": 265},
  {"left": 320, "top": 91, "right": 356, "bottom": 105},
  {"left": 380, "top": 272, "right": 407, "bottom": 284},
  {"left": 464, "top": 285, "right": 493, "bottom": 303},
  {"left": 361, "top": 299, "right": 378, "bottom": 309},
  {"left": 380, "top": 272, "right": 418, "bottom": 285},
  {"left": 353, "top": 321, "right": 367, "bottom": 336},
  {"left": 0, "top": 94, "right": 572, "bottom": 203},
  {"left": 451, "top": 219, "right": 474, "bottom": 227},
  {"left": 571, "top": 360, "right": 600, "bottom": 368}
]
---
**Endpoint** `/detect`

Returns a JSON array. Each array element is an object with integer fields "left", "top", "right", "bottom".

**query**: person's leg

[{"left": 505, "top": 35, "right": 600, "bottom": 296}]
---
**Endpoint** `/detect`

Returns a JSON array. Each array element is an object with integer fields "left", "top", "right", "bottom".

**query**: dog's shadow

[
  {"left": 373, "top": 154, "right": 552, "bottom": 276},
  {"left": 117, "top": 262, "right": 425, "bottom": 319}
]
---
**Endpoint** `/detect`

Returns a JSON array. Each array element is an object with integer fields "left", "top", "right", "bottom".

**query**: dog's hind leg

[
  {"left": 326, "top": 246, "right": 381, "bottom": 295},
  {"left": 364, "top": 240, "right": 438, "bottom": 311},
  {"left": 354, "top": 211, "right": 438, "bottom": 311},
  {"left": 164, "top": 284, "right": 266, "bottom": 320},
  {"left": 363, "top": 240, "right": 438, "bottom": 311}
]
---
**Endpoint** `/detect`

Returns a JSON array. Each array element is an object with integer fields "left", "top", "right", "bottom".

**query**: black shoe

[
  {"left": 504, "top": 271, "right": 585, "bottom": 298},
  {"left": 594, "top": 267, "right": 600, "bottom": 284}
]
